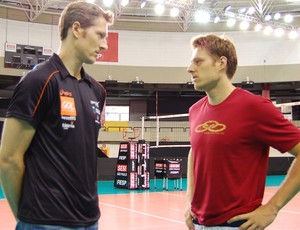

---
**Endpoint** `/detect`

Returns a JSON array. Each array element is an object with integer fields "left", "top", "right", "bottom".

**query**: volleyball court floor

[{"left": 1, "top": 176, "right": 299, "bottom": 230}]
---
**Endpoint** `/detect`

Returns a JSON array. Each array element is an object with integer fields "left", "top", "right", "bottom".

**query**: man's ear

[
  {"left": 71, "top": 21, "right": 82, "bottom": 39},
  {"left": 219, "top": 56, "right": 227, "bottom": 69}
]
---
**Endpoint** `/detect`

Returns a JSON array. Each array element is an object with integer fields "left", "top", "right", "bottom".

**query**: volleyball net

[
  {"left": 141, "top": 101, "right": 300, "bottom": 148},
  {"left": 141, "top": 113, "right": 190, "bottom": 148}
]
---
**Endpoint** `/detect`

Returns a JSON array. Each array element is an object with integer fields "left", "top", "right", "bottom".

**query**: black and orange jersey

[{"left": 7, "top": 53, "right": 106, "bottom": 227}]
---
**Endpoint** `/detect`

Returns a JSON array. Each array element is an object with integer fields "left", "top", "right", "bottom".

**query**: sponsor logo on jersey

[
  {"left": 195, "top": 120, "right": 226, "bottom": 134},
  {"left": 60, "top": 95, "right": 77, "bottom": 130},
  {"left": 61, "top": 96, "right": 77, "bottom": 116},
  {"left": 60, "top": 90, "right": 73, "bottom": 97},
  {"left": 90, "top": 100, "right": 101, "bottom": 124}
]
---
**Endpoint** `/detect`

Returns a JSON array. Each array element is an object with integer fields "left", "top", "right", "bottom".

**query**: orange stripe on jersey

[{"left": 32, "top": 70, "right": 59, "bottom": 117}]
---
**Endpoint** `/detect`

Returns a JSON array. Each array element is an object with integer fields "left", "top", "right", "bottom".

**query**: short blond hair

[
  {"left": 59, "top": 0, "right": 114, "bottom": 41},
  {"left": 191, "top": 34, "right": 238, "bottom": 79}
]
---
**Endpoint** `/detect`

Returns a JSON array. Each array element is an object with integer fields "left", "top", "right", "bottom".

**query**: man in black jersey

[{"left": 0, "top": 1, "right": 114, "bottom": 229}]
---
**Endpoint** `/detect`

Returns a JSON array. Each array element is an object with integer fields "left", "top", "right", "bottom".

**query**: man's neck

[
  {"left": 58, "top": 44, "right": 82, "bottom": 80},
  {"left": 207, "top": 83, "right": 236, "bottom": 105}
]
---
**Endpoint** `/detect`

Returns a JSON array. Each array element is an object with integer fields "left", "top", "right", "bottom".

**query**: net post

[
  {"left": 156, "top": 116, "right": 159, "bottom": 147},
  {"left": 141, "top": 116, "right": 145, "bottom": 140}
]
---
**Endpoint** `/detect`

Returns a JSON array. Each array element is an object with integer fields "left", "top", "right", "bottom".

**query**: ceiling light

[
  {"left": 240, "top": 21, "right": 250, "bottom": 30},
  {"left": 264, "top": 14, "right": 272, "bottom": 21},
  {"left": 155, "top": 4, "right": 165, "bottom": 15},
  {"left": 263, "top": 26, "right": 273, "bottom": 35},
  {"left": 224, "top": 5, "right": 232, "bottom": 12},
  {"left": 284, "top": 14, "right": 293, "bottom": 23},
  {"left": 121, "top": 0, "right": 129, "bottom": 6},
  {"left": 289, "top": 30, "right": 298, "bottom": 39},
  {"left": 140, "top": 0, "right": 146, "bottom": 8},
  {"left": 274, "top": 28, "right": 285, "bottom": 37},
  {"left": 103, "top": 0, "right": 113, "bottom": 7},
  {"left": 238, "top": 8, "right": 247, "bottom": 14},
  {"left": 198, "top": 0, "right": 206, "bottom": 3},
  {"left": 214, "top": 16, "right": 220, "bottom": 23},
  {"left": 247, "top": 7, "right": 255, "bottom": 15},
  {"left": 254, "top": 24, "right": 263, "bottom": 31},
  {"left": 227, "top": 18, "right": 236, "bottom": 27},
  {"left": 194, "top": 10, "right": 210, "bottom": 23},
  {"left": 274, "top": 12, "right": 281, "bottom": 20},
  {"left": 170, "top": 7, "right": 179, "bottom": 17}
]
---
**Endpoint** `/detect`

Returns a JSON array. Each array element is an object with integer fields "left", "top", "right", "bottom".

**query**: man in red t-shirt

[{"left": 184, "top": 34, "right": 300, "bottom": 230}]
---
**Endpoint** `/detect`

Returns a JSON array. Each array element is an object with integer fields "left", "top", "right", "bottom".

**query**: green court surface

[{"left": 0, "top": 175, "right": 286, "bottom": 199}]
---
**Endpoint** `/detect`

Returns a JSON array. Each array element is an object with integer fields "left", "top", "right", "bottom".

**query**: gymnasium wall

[
  {"left": 0, "top": 19, "right": 299, "bottom": 179},
  {"left": 0, "top": 19, "right": 300, "bottom": 84}
]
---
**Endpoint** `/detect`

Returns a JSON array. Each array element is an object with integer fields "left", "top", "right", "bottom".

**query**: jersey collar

[{"left": 52, "top": 53, "right": 92, "bottom": 87}]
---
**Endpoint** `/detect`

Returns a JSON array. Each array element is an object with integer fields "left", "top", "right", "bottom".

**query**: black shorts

[{"left": 192, "top": 218, "right": 246, "bottom": 227}]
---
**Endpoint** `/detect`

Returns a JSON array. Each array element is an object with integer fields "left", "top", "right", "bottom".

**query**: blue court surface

[{"left": 0, "top": 175, "right": 286, "bottom": 199}]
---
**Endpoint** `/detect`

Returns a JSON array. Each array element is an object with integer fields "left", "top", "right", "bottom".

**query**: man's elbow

[{"left": 0, "top": 152, "right": 24, "bottom": 175}]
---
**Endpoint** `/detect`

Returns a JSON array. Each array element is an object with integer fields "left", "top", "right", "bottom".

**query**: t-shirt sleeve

[
  {"left": 254, "top": 98, "right": 300, "bottom": 153},
  {"left": 6, "top": 70, "right": 56, "bottom": 128}
]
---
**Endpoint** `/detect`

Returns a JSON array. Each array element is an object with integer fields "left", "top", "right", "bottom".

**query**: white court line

[
  {"left": 280, "top": 210, "right": 300, "bottom": 215},
  {"left": 263, "top": 191, "right": 300, "bottom": 215},
  {"left": 99, "top": 201, "right": 185, "bottom": 224},
  {"left": 99, "top": 191, "right": 186, "bottom": 197},
  {"left": 264, "top": 190, "right": 300, "bottom": 198},
  {"left": 144, "top": 191, "right": 186, "bottom": 198}
]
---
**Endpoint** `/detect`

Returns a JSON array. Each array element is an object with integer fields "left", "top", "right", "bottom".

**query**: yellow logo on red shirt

[
  {"left": 195, "top": 120, "right": 226, "bottom": 133},
  {"left": 60, "top": 96, "right": 77, "bottom": 116}
]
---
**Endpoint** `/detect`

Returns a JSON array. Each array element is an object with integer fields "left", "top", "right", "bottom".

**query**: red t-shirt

[{"left": 189, "top": 88, "right": 300, "bottom": 226}]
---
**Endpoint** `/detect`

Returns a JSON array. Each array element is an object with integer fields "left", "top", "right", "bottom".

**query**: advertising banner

[{"left": 96, "top": 32, "right": 118, "bottom": 63}]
